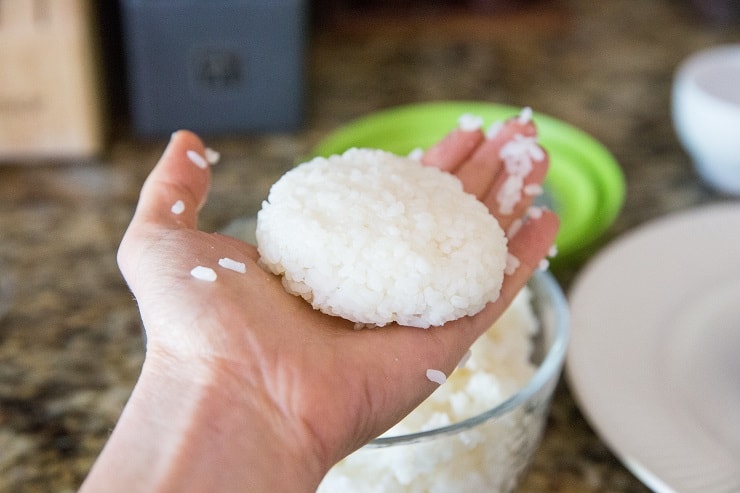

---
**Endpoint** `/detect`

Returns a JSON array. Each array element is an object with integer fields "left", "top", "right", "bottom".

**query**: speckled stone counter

[{"left": 1, "top": 1, "right": 738, "bottom": 491}]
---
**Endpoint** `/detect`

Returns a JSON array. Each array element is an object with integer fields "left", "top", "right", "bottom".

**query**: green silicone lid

[{"left": 312, "top": 101, "right": 625, "bottom": 261}]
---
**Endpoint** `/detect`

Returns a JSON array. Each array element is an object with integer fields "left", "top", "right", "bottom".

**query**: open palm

[{"left": 116, "top": 118, "right": 558, "bottom": 481}]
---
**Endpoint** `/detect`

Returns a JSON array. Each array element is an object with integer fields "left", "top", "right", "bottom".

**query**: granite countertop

[{"left": 1, "top": 1, "right": 738, "bottom": 491}]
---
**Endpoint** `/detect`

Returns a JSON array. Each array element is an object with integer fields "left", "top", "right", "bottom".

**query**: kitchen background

[{"left": 1, "top": 0, "right": 739, "bottom": 491}]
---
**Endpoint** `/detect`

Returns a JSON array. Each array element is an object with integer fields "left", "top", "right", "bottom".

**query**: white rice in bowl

[
  {"left": 318, "top": 287, "right": 546, "bottom": 493},
  {"left": 256, "top": 148, "right": 508, "bottom": 328}
]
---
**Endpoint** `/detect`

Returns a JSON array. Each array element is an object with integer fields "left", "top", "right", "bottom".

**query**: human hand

[{"left": 86, "top": 115, "right": 558, "bottom": 493}]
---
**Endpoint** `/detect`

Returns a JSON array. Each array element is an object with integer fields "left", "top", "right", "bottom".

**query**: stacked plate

[{"left": 567, "top": 203, "right": 740, "bottom": 492}]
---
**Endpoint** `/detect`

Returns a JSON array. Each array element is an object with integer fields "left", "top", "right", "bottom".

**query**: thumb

[
  {"left": 117, "top": 130, "right": 213, "bottom": 286},
  {"left": 131, "top": 130, "right": 212, "bottom": 231}
]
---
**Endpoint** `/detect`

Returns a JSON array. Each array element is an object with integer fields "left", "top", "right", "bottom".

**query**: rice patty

[{"left": 256, "top": 148, "right": 508, "bottom": 328}]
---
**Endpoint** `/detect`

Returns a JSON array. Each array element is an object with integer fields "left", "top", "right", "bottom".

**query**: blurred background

[{"left": 0, "top": 0, "right": 739, "bottom": 491}]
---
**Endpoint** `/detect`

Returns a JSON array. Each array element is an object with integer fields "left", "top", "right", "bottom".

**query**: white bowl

[{"left": 672, "top": 44, "right": 740, "bottom": 195}]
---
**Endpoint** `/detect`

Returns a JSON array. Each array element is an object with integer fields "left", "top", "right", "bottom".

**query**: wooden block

[{"left": 0, "top": 0, "right": 105, "bottom": 160}]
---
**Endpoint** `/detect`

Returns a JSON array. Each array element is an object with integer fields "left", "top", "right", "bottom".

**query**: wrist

[
  {"left": 169, "top": 350, "right": 328, "bottom": 493},
  {"left": 82, "top": 348, "right": 326, "bottom": 493}
]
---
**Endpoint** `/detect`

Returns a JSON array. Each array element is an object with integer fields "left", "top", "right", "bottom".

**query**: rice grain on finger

[
  {"left": 171, "top": 200, "right": 185, "bottom": 215},
  {"left": 218, "top": 257, "right": 246, "bottom": 273},
  {"left": 426, "top": 369, "right": 447, "bottom": 385},
  {"left": 186, "top": 150, "right": 208, "bottom": 169},
  {"left": 190, "top": 265, "right": 217, "bottom": 281}
]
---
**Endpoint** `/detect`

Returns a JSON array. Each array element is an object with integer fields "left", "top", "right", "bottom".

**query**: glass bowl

[{"left": 317, "top": 270, "right": 569, "bottom": 493}]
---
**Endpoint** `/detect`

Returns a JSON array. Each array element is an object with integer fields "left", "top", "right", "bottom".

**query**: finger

[
  {"left": 421, "top": 128, "right": 484, "bottom": 172},
  {"left": 499, "top": 209, "right": 559, "bottom": 303},
  {"left": 357, "top": 210, "right": 559, "bottom": 402},
  {"left": 433, "top": 209, "right": 559, "bottom": 358},
  {"left": 484, "top": 147, "right": 549, "bottom": 233},
  {"left": 453, "top": 117, "right": 536, "bottom": 200},
  {"left": 447, "top": 210, "right": 559, "bottom": 358},
  {"left": 132, "top": 130, "right": 212, "bottom": 231},
  {"left": 340, "top": 212, "right": 559, "bottom": 445}
]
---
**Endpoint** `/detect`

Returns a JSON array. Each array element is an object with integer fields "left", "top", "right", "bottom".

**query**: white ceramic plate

[{"left": 566, "top": 203, "right": 740, "bottom": 493}]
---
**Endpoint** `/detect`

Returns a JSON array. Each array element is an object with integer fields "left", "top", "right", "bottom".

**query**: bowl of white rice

[{"left": 317, "top": 269, "right": 569, "bottom": 493}]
